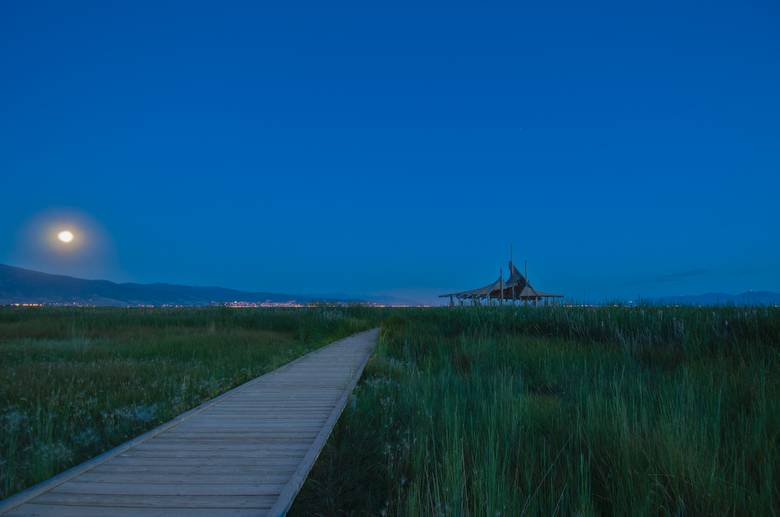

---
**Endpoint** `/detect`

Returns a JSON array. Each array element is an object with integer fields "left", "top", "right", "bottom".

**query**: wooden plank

[
  {"left": 167, "top": 424, "right": 326, "bottom": 430},
  {"left": 104, "top": 457, "right": 303, "bottom": 467},
  {"left": 88, "top": 465, "right": 297, "bottom": 476},
  {"left": 0, "top": 328, "right": 378, "bottom": 516},
  {"left": 75, "top": 472, "right": 292, "bottom": 484},
  {"left": 131, "top": 443, "right": 310, "bottom": 452},
  {"left": 32, "top": 493, "right": 276, "bottom": 509},
  {"left": 5, "top": 505, "right": 267, "bottom": 517},
  {"left": 52, "top": 482, "right": 285, "bottom": 496},
  {"left": 119, "top": 452, "right": 306, "bottom": 460},
  {"left": 147, "top": 431, "right": 319, "bottom": 439},
  {"left": 124, "top": 448, "right": 308, "bottom": 455}
]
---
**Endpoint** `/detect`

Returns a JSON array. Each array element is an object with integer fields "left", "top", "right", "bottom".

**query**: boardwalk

[{"left": 0, "top": 328, "right": 379, "bottom": 517}]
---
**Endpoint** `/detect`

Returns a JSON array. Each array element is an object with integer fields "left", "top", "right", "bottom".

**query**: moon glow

[{"left": 57, "top": 230, "right": 75, "bottom": 243}]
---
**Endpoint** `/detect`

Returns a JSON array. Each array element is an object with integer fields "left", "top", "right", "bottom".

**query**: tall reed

[{"left": 293, "top": 306, "right": 780, "bottom": 516}]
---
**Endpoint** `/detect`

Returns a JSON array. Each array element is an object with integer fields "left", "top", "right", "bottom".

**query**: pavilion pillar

[{"left": 500, "top": 269, "right": 504, "bottom": 306}]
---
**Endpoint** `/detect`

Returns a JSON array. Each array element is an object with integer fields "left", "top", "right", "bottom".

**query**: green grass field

[
  {"left": 0, "top": 306, "right": 374, "bottom": 499},
  {"left": 292, "top": 306, "right": 780, "bottom": 516}
]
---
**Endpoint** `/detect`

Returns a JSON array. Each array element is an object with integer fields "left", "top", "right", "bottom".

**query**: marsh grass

[
  {"left": 0, "top": 306, "right": 374, "bottom": 499},
  {"left": 292, "top": 306, "right": 780, "bottom": 516}
]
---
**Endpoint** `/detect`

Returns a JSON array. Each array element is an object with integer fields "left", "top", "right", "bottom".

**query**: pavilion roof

[
  {"left": 439, "top": 258, "right": 563, "bottom": 300},
  {"left": 505, "top": 261, "right": 529, "bottom": 289},
  {"left": 440, "top": 276, "right": 503, "bottom": 298},
  {"left": 517, "top": 285, "right": 563, "bottom": 298}
]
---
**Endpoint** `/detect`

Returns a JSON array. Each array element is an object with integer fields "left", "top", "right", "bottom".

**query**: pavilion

[{"left": 440, "top": 258, "right": 563, "bottom": 306}]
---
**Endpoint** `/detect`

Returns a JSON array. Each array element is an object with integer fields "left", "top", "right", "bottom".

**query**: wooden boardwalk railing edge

[{"left": 268, "top": 327, "right": 380, "bottom": 515}]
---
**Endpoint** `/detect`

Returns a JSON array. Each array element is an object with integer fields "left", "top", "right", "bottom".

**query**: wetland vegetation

[
  {"left": 0, "top": 306, "right": 373, "bottom": 499},
  {"left": 2, "top": 305, "right": 778, "bottom": 515},
  {"left": 293, "top": 306, "right": 780, "bottom": 516}
]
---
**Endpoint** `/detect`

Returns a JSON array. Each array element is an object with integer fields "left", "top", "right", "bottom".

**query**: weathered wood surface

[{"left": 0, "top": 328, "right": 379, "bottom": 517}]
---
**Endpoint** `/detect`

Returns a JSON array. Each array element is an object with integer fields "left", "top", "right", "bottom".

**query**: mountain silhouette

[{"left": 0, "top": 264, "right": 313, "bottom": 306}]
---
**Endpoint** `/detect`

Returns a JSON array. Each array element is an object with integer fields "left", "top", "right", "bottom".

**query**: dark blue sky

[{"left": 2, "top": 1, "right": 778, "bottom": 303}]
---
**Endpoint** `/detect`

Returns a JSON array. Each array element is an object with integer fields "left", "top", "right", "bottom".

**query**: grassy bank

[
  {"left": 292, "top": 306, "right": 780, "bottom": 516},
  {"left": 0, "top": 306, "right": 374, "bottom": 499}
]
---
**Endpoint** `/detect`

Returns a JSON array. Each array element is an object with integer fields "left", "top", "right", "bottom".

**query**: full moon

[{"left": 57, "top": 230, "right": 75, "bottom": 243}]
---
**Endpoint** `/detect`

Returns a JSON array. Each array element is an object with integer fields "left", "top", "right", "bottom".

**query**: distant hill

[
  {"left": 0, "top": 264, "right": 314, "bottom": 306},
  {"left": 653, "top": 291, "right": 780, "bottom": 306}
]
